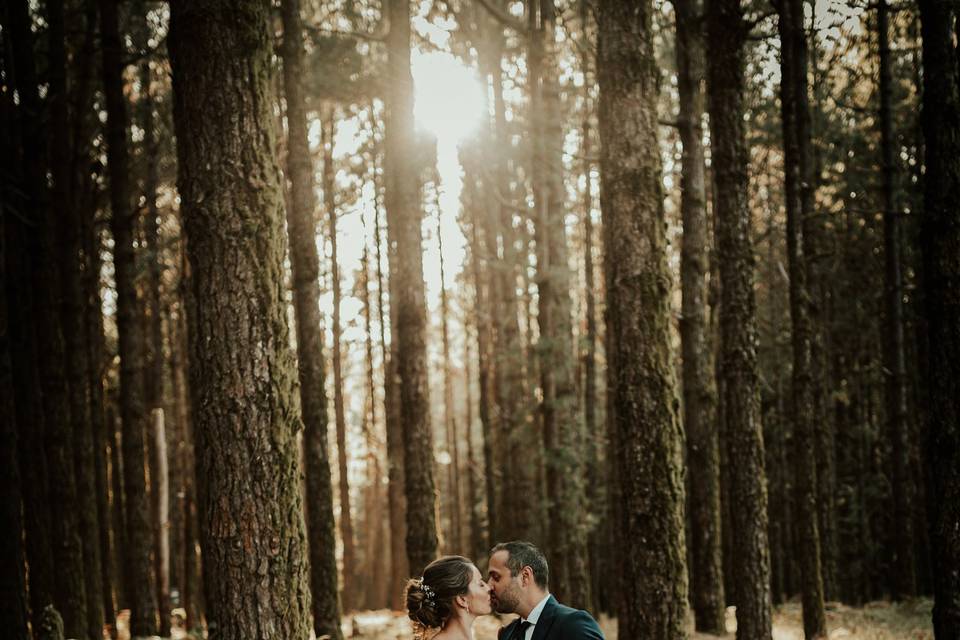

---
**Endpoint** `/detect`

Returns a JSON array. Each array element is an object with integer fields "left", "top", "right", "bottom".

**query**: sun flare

[{"left": 412, "top": 51, "right": 486, "bottom": 142}]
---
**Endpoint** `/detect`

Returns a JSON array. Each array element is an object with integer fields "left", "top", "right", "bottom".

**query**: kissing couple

[{"left": 404, "top": 540, "right": 604, "bottom": 640}]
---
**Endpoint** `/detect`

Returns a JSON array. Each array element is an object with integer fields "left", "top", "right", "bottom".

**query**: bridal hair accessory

[{"left": 419, "top": 578, "right": 437, "bottom": 606}]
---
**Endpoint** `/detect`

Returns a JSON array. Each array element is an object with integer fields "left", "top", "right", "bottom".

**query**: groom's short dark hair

[{"left": 491, "top": 540, "right": 549, "bottom": 589}]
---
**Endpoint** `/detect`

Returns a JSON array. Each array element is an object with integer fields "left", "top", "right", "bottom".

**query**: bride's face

[{"left": 463, "top": 564, "right": 494, "bottom": 616}]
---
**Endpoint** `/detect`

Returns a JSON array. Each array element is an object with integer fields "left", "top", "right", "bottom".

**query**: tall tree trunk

[
  {"left": 7, "top": 0, "right": 89, "bottom": 634},
  {"left": 168, "top": 2, "right": 315, "bottom": 639},
  {"left": 137, "top": 36, "right": 172, "bottom": 634},
  {"left": 385, "top": 0, "right": 439, "bottom": 576},
  {"left": 372, "top": 149, "right": 409, "bottom": 608},
  {"left": 322, "top": 108, "right": 357, "bottom": 613},
  {"left": 465, "top": 182, "right": 498, "bottom": 551},
  {"left": 278, "top": 1, "right": 343, "bottom": 636},
  {"left": 0, "top": 178, "right": 29, "bottom": 640},
  {"left": 437, "top": 211, "right": 463, "bottom": 552},
  {"left": 476, "top": 12, "right": 534, "bottom": 545},
  {"left": 99, "top": 0, "right": 159, "bottom": 634},
  {"left": 878, "top": 0, "right": 917, "bottom": 601},
  {"left": 579, "top": 1, "right": 608, "bottom": 609},
  {"left": 705, "top": 0, "right": 773, "bottom": 637},
  {"left": 361, "top": 225, "right": 389, "bottom": 610},
  {"left": 49, "top": 0, "right": 107, "bottom": 635},
  {"left": 675, "top": 0, "right": 725, "bottom": 629},
  {"left": 916, "top": 0, "right": 960, "bottom": 635},
  {"left": 464, "top": 314, "right": 485, "bottom": 562},
  {"left": 597, "top": 0, "right": 689, "bottom": 636},
  {"left": 0, "top": 4, "right": 57, "bottom": 625},
  {"left": 531, "top": 0, "right": 591, "bottom": 607},
  {"left": 776, "top": 0, "right": 828, "bottom": 634}
]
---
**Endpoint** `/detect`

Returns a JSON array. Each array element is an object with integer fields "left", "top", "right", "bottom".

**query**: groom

[{"left": 487, "top": 541, "right": 604, "bottom": 640}]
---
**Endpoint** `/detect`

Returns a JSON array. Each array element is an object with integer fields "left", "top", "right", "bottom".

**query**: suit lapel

[
  {"left": 500, "top": 617, "right": 521, "bottom": 640},
  {"left": 530, "top": 596, "right": 559, "bottom": 640}
]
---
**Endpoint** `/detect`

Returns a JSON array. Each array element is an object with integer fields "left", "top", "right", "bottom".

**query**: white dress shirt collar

[{"left": 522, "top": 593, "right": 552, "bottom": 626}]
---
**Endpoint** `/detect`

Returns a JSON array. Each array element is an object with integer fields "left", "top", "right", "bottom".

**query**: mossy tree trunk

[
  {"left": 675, "top": 0, "right": 725, "bottom": 630},
  {"left": 705, "top": 0, "right": 773, "bottom": 636},
  {"left": 279, "top": 2, "right": 344, "bottom": 635},
  {"left": 168, "top": 2, "right": 315, "bottom": 639},
  {"left": 597, "top": 0, "right": 689, "bottom": 635}
]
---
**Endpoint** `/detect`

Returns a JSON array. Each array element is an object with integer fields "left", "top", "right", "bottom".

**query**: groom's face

[{"left": 487, "top": 550, "right": 523, "bottom": 614}]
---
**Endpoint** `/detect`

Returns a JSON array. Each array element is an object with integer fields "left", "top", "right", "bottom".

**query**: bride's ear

[{"left": 455, "top": 593, "right": 469, "bottom": 610}]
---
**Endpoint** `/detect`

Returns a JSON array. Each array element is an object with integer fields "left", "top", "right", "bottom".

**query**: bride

[{"left": 405, "top": 555, "right": 494, "bottom": 640}]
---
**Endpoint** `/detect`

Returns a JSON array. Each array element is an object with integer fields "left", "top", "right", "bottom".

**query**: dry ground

[
  {"left": 340, "top": 599, "right": 932, "bottom": 640},
  {"left": 151, "top": 598, "right": 932, "bottom": 640}
]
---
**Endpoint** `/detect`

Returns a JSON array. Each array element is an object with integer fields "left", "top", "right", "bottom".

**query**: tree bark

[
  {"left": 7, "top": 0, "right": 89, "bottom": 634},
  {"left": 134, "top": 28, "right": 173, "bottom": 631},
  {"left": 437, "top": 210, "right": 463, "bottom": 552},
  {"left": 705, "top": 0, "right": 773, "bottom": 637},
  {"left": 0, "top": 182, "right": 29, "bottom": 640},
  {"left": 597, "top": 0, "right": 689, "bottom": 636},
  {"left": 371, "top": 148, "right": 409, "bottom": 608},
  {"left": 531, "top": 0, "right": 591, "bottom": 608},
  {"left": 385, "top": 0, "right": 439, "bottom": 576},
  {"left": 276, "top": 2, "right": 344, "bottom": 637},
  {"left": 168, "top": 2, "right": 315, "bottom": 639},
  {"left": 775, "top": 0, "right": 828, "bottom": 634},
  {"left": 877, "top": 0, "right": 917, "bottom": 601},
  {"left": 99, "top": 0, "right": 159, "bottom": 634},
  {"left": 321, "top": 107, "right": 358, "bottom": 613},
  {"left": 675, "top": 0, "right": 725, "bottom": 629},
  {"left": 916, "top": 0, "right": 960, "bottom": 636}
]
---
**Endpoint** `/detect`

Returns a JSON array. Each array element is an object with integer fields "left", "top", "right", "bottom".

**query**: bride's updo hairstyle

[{"left": 405, "top": 555, "right": 474, "bottom": 631}]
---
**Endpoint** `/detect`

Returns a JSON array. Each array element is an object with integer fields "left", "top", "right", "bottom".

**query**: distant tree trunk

[
  {"left": 877, "top": 0, "right": 917, "bottom": 601},
  {"left": 776, "top": 0, "right": 828, "bottom": 634},
  {"left": 372, "top": 152, "right": 409, "bottom": 608},
  {"left": 321, "top": 108, "right": 357, "bottom": 613},
  {"left": 464, "top": 316, "right": 485, "bottom": 562},
  {"left": 705, "top": 0, "right": 773, "bottom": 637},
  {"left": 0, "top": 193, "right": 29, "bottom": 640},
  {"left": 806, "top": 25, "right": 837, "bottom": 607},
  {"left": 108, "top": 409, "right": 128, "bottom": 613},
  {"left": 531, "top": 0, "right": 591, "bottom": 607},
  {"left": 150, "top": 410, "right": 170, "bottom": 635},
  {"left": 7, "top": 0, "right": 89, "bottom": 635},
  {"left": 361, "top": 226, "right": 389, "bottom": 610},
  {"left": 49, "top": 0, "right": 106, "bottom": 636},
  {"left": 437, "top": 212, "right": 463, "bottom": 552},
  {"left": 597, "top": 0, "right": 689, "bottom": 636},
  {"left": 476, "top": 12, "right": 533, "bottom": 545},
  {"left": 99, "top": 0, "right": 159, "bottom": 634},
  {"left": 168, "top": 2, "right": 315, "bottom": 639},
  {"left": 675, "top": 0, "right": 725, "bottom": 629},
  {"left": 916, "top": 0, "right": 960, "bottom": 636},
  {"left": 385, "top": 0, "right": 439, "bottom": 576},
  {"left": 579, "top": 1, "right": 608, "bottom": 610},
  {"left": 278, "top": 1, "right": 343, "bottom": 636},
  {"left": 136, "top": 35, "right": 172, "bottom": 633},
  {"left": 0, "top": 5, "right": 57, "bottom": 625}
]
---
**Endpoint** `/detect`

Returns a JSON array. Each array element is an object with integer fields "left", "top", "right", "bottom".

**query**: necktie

[{"left": 515, "top": 620, "right": 533, "bottom": 640}]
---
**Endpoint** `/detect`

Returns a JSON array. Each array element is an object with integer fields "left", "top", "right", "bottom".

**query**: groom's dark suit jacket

[{"left": 497, "top": 595, "right": 604, "bottom": 640}]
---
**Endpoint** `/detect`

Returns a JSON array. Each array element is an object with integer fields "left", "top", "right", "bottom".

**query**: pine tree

[
  {"left": 597, "top": 0, "right": 689, "bottom": 635},
  {"left": 168, "top": 1, "right": 315, "bottom": 637}
]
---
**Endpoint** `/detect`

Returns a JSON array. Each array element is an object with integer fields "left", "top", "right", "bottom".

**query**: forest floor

[{"left": 157, "top": 598, "right": 933, "bottom": 640}]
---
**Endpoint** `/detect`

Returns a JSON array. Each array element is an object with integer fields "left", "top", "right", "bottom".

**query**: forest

[{"left": 1, "top": 0, "right": 958, "bottom": 639}]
